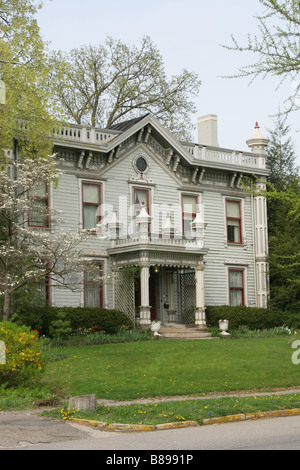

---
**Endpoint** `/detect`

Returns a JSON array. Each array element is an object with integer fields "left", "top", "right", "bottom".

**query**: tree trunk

[{"left": 3, "top": 291, "right": 10, "bottom": 322}]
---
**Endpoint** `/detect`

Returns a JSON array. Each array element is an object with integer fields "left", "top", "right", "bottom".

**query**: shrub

[
  {"left": 49, "top": 311, "right": 72, "bottom": 339},
  {"left": 0, "top": 322, "right": 45, "bottom": 388},
  {"left": 12, "top": 306, "right": 133, "bottom": 337},
  {"left": 205, "top": 305, "right": 284, "bottom": 330}
]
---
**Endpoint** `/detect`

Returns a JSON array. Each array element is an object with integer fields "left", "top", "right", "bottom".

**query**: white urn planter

[
  {"left": 151, "top": 321, "right": 162, "bottom": 336},
  {"left": 219, "top": 319, "right": 231, "bottom": 338}
]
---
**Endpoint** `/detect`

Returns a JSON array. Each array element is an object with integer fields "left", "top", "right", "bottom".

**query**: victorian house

[{"left": 41, "top": 113, "right": 269, "bottom": 330}]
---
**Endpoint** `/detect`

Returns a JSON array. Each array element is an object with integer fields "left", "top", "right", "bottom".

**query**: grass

[
  {"left": 46, "top": 392, "right": 300, "bottom": 426},
  {"left": 41, "top": 336, "right": 300, "bottom": 400},
  {"left": 2, "top": 334, "right": 300, "bottom": 425}
]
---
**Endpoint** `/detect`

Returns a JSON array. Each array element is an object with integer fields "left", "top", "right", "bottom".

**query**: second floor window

[
  {"left": 134, "top": 188, "right": 149, "bottom": 217},
  {"left": 133, "top": 188, "right": 150, "bottom": 232},
  {"left": 226, "top": 200, "right": 242, "bottom": 244},
  {"left": 28, "top": 183, "right": 49, "bottom": 228},
  {"left": 82, "top": 182, "right": 101, "bottom": 230},
  {"left": 182, "top": 194, "right": 198, "bottom": 236}
]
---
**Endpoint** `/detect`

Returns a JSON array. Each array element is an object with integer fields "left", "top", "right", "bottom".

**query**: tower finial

[{"left": 246, "top": 121, "right": 269, "bottom": 163}]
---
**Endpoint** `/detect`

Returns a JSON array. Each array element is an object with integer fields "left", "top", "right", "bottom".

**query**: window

[
  {"left": 28, "top": 183, "right": 49, "bottom": 228},
  {"left": 135, "top": 156, "right": 148, "bottom": 173},
  {"left": 84, "top": 262, "right": 103, "bottom": 308},
  {"left": 134, "top": 188, "right": 149, "bottom": 217},
  {"left": 82, "top": 182, "right": 101, "bottom": 230},
  {"left": 226, "top": 200, "right": 242, "bottom": 244},
  {"left": 28, "top": 258, "right": 50, "bottom": 306},
  {"left": 229, "top": 269, "right": 244, "bottom": 306},
  {"left": 133, "top": 188, "right": 150, "bottom": 232},
  {"left": 182, "top": 194, "right": 198, "bottom": 236},
  {"left": 34, "top": 275, "right": 50, "bottom": 306}
]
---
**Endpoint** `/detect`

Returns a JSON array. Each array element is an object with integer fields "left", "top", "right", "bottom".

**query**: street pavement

[{"left": 0, "top": 410, "right": 91, "bottom": 449}]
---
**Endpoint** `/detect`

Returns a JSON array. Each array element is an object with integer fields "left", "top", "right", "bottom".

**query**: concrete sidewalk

[{"left": 97, "top": 387, "right": 300, "bottom": 407}]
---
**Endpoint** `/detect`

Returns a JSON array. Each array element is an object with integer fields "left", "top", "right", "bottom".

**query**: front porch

[
  {"left": 106, "top": 203, "right": 208, "bottom": 329},
  {"left": 110, "top": 250, "right": 207, "bottom": 330}
]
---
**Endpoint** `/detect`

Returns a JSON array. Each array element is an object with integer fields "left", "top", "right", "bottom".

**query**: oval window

[{"left": 136, "top": 156, "right": 147, "bottom": 173}]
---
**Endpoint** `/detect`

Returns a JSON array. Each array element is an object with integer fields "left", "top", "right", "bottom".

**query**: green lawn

[{"left": 42, "top": 337, "right": 300, "bottom": 400}]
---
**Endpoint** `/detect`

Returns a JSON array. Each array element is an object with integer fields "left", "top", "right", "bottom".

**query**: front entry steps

[{"left": 159, "top": 323, "right": 218, "bottom": 340}]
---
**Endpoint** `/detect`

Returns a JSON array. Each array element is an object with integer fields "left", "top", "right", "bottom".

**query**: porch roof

[{"left": 108, "top": 243, "right": 208, "bottom": 269}]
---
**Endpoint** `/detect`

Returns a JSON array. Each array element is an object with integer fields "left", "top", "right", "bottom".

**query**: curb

[
  {"left": 71, "top": 408, "right": 300, "bottom": 432},
  {"left": 202, "top": 407, "right": 300, "bottom": 425},
  {"left": 71, "top": 418, "right": 197, "bottom": 432}
]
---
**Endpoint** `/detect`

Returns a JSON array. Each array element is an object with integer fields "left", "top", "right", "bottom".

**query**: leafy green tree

[
  {"left": 0, "top": 0, "right": 59, "bottom": 162},
  {"left": 50, "top": 36, "right": 201, "bottom": 140}
]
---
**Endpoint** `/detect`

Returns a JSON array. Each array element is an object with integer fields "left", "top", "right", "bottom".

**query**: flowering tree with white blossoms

[{"left": 0, "top": 154, "right": 89, "bottom": 321}]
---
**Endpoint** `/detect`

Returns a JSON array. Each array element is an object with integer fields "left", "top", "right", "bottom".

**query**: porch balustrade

[
  {"left": 183, "top": 143, "right": 265, "bottom": 169},
  {"left": 112, "top": 233, "right": 204, "bottom": 250},
  {"left": 105, "top": 207, "right": 206, "bottom": 252}
]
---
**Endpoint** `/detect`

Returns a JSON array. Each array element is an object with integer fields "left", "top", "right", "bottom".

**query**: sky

[{"left": 36, "top": 0, "right": 300, "bottom": 164}]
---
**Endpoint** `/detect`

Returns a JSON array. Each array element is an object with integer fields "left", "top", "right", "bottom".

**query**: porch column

[
  {"left": 139, "top": 265, "right": 151, "bottom": 326},
  {"left": 254, "top": 186, "right": 269, "bottom": 308},
  {"left": 195, "top": 259, "right": 206, "bottom": 329}
]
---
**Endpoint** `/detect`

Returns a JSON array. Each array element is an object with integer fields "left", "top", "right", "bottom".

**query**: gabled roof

[
  {"left": 105, "top": 113, "right": 194, "bottom": 165},
  {"left": 107, "top": 114, "right": 151, "bottom": 132}
]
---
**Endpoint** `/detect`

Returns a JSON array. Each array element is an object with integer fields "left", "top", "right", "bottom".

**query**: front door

[{"left": 179, "top": 269, "right": 196, "bottom": 324}]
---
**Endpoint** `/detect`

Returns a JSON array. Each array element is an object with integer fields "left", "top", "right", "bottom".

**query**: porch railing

[
  {"left": 104, "top": 206, "right": 206, "bottom": 251},
  {"left": 182, "top": 143, "right": 265, "bottom": 169},
  {"left": 112, "top": 233, "right": 204, "bottom": 250}
]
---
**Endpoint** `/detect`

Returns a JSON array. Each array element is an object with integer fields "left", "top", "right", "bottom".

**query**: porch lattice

[
  {"left": 179, "top": 270, "right": 196, "bottom": 324},
  {"left": 114, "top": 270, "right": 136, "bottom": 326}
]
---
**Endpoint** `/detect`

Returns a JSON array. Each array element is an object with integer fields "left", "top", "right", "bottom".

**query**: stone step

[{"left": 159, "top": 324, "right": 217, "bottom": 340}]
